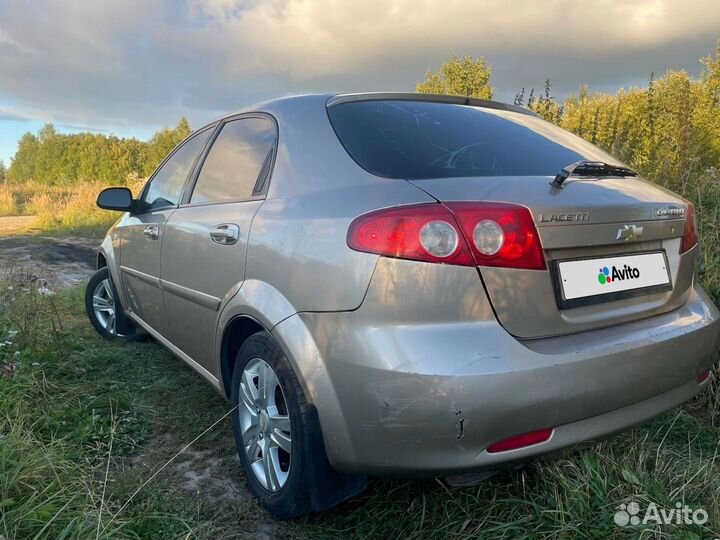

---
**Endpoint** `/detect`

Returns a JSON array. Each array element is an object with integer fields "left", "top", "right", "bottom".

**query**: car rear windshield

[{"left": 327, "top": 99, "right": 622, "bottom": 179}]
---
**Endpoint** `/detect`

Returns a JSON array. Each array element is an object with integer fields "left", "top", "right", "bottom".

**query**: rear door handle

[
  {"left": 210, "top": 224, "right": 240, "bottom": 245},
  {"left": 143, "top": 225, "right": 159, "bottom": 240}
]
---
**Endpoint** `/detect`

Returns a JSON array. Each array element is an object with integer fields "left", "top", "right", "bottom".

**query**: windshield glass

[{"left": 327, "top": 100, "right": 623, "bottom": 179}]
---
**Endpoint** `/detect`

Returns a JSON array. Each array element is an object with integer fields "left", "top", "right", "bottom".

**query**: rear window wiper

[{"left": 550, "top": 160, "right": 637, "bottom": 189}]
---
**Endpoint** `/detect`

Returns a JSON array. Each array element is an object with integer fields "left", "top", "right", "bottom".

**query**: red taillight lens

[
  {"left": 696, "top": 370, "right": 711, "bottom": 384},
  {"left": 486, "top": 428, "right": 553, "bottom": 453},
  {"left": 347, "top": 204, "right": 474, "bottom": 266},
  {"left": 680, "top": 204, "right": 698, "bottom": 254},
  {"left": 348, "top": 202, "right": 547, "bottom": 270},
  {"left": 447, "top": 202, "right": 546, "bottom": 270}
]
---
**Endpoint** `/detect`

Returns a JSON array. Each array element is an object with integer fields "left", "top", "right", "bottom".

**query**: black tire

[
  {"left": 85, "top": 267, "right": 138, "bottom": 341},
  {"left": 230, "top": 332, "right": 314, "bottom": 519}
]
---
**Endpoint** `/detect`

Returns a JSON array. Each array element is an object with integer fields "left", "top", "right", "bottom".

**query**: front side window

[
  {"left": 328, "top": 100, "right": 623, "bottom": 179},
  {"left": 143, "top": 127, "right": 213, "bottom": 210},
  {"left": 190, "top": 117, "right": 276, "bottom": 205}
]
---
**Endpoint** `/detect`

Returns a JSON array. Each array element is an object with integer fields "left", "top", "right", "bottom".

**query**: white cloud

[{"left": 0, "top": 0, "right": 718, "bottom": 132}]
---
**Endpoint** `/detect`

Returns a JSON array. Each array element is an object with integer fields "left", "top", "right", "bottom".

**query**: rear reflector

[
  {"left": 680, "top": 204, "right": 698, "bottom": 254},
  {"left": 697, "top": 370, "right": 711, "bottom": 384},
  {"left": 486, "top": 428, "right": 553, "bottom": 453}
]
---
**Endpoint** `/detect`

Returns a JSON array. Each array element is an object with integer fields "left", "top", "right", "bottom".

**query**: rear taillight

[
  {"left": 680, "top": 203, "right": 698, "bottom": 254},
  {"left": 446, "top": 202, "right": 546, "bottom": 270},
  {"left": 346, "top": 204, "right": 474, "bottom": 266},
  {"left": 486, "top": 428, "right": 553, "bottom": 453},
  {"left": 347, "top": 202, "right": 546, "bottom": 270}
]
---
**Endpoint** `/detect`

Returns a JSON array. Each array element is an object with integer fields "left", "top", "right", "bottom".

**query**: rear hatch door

[{"left": 410, "top": 175, "right": 695, "bottom": 338}]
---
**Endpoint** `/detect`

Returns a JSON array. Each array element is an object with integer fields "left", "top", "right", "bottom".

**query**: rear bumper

[{"left": 273, "top": 262, "right": 720, "bottom": 476}]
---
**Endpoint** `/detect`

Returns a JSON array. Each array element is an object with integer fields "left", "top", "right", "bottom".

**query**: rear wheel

[
  {"left": 239, "top": 356, "right": 293, "bottom": 492},
  {"left": 230, "top": 332, "right": 312, "bottom": 518}
]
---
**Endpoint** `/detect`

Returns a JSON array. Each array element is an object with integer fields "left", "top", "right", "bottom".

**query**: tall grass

[
  {"left": 0, "top": 176, "right": 145, "bottom": 234},
  {"left": 685, "top": 167, "right": 720, "bottom": 303},
  {"left": 0, "top": 187, "right": 19, "bottom": 216}
]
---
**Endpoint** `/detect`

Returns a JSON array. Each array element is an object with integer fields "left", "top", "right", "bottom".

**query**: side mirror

[{"left": 97, "top": 187, "right": 135, "bottom": 212}]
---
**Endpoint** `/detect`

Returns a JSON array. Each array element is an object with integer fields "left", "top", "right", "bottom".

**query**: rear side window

[
  {"left": 191, "top": 117, "right": 276, "bottom": 204},
  {"left": 327, "top": 100, "right": 621, "bottom": 179}
]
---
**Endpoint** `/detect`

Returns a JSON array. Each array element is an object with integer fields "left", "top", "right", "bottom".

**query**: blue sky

[{"left": 1, "top": 0, "right": 718, "bottom": 167}]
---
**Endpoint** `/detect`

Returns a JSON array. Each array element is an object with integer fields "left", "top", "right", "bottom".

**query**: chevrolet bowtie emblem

[{"left": 616, "top": 224, "right": 644, "bottom": 241}]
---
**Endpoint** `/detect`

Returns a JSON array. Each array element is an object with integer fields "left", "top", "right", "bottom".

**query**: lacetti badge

[
  {"left": 538, "top": 212, "right": 589, "bottom": 223},
  {"left": 597, "top": 264, "right": 641, "bottom": 285}
]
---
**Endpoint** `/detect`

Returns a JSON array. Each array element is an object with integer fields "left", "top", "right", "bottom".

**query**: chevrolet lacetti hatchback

[{"left": 86, "top": 93, "right": 720, "bottom": 518}]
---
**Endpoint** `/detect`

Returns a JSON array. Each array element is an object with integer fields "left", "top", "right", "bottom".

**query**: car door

[
  {"left": 118, "top": 126, "right": 214, "bottom": 339},
  {"left": 160, "top": 115, "right": 278, "bottom": 374}
]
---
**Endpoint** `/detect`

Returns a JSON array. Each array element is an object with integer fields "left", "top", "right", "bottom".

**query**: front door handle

[
  {"left": 143, "top": 225, "right": 159, "bottom": 240},
  {"left": 210, "top": 224, "right": 240, "bottom": 245}
]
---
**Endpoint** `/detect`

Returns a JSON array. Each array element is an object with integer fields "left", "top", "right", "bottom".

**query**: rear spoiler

[{"left": 326, "top": 92, "right": 537, "bottom": 117}]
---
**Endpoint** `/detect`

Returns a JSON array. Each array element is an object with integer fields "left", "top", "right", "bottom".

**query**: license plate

[{"left": 558, "top": 252, "right": 671, "bottom": 301}]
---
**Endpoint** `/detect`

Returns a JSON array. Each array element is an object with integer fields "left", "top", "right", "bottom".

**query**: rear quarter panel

[{"left": 243, "top": 95, "right": 437, "bottom": 314}]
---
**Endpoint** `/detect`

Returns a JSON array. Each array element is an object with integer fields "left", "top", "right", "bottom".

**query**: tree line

[{"left": 4, "top": 118, "right": 191, "bottom": 185}]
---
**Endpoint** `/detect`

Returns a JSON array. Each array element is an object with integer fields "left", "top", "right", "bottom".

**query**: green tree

[
  {"left": 33, "top": 123, "right": 65, "bottom": 184},
  {"left": 417, "top": 56, "right": 493, "bottom": 99},
  {"left": 8, "top": 132, "right": 39, "bottom": 183},
  {"left": 0, "top": 160, "right": 6, "bottom": 183}
]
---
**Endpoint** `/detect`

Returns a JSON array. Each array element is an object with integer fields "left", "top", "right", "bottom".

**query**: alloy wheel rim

[
  {"left": 238, "top": 358, "right": 292, "bottom": 492},
  {"left": 92, "top": 278, "right": 116, "bottom": 335}
]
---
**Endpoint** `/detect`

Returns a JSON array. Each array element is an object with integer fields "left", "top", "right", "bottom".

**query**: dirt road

[
  {"left": 0, "top": 231, "right": 98, "bottom": 290},
  {"left": 0, "top": 215, "right": 100, "bottom": 290},
  {"left": 0, "top": 215, "right": 37, "bottom": 236}
]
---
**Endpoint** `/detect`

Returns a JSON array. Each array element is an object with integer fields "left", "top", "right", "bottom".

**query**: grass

[
  {"left": 0, "top": 176, "right": 145, "bottom": 236},
  {"left": 0, "top": 274, "right": 278, "bottom": 540},
  {"left": 0, "top": 268, "right": 719, "bottom": 539}
]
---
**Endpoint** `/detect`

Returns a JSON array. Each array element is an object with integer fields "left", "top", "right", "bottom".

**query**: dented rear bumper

[{"left": 272, "top": 259, "right": 720, "bottom": 476}]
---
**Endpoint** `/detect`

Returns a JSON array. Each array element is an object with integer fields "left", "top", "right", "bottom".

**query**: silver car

[{"left": 86, "top": 93, "right": 720, "bottom": 518}]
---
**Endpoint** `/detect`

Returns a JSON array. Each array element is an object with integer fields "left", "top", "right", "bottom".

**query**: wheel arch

[
  {"left": 219, "top": 315, "right": 267, "bottom": 399},
  {"left": 215, "top": 279, "right": 298, "bottom": 398},
  {"left": 98, "top": 235, "right": 123, "bottom": 293}
]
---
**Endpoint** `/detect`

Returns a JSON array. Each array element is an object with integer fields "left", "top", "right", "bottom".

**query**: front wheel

[{"left": 85, "top": 267, "right": 136, "bottom": 340}]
